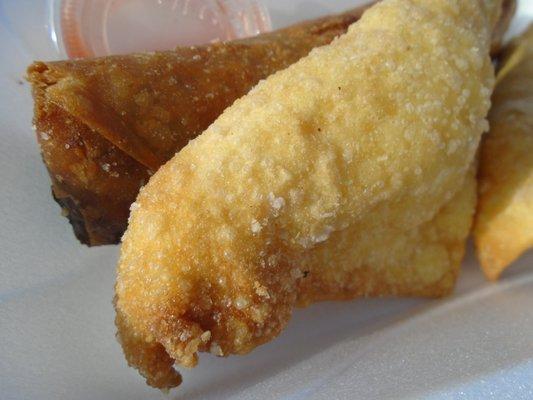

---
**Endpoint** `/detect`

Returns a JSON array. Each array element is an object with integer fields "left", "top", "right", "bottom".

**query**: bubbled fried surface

[
  {"left": 474, "top": 25, "right": 533, "bottom": 281},
  {"left": 115, "top": 0, "right": 500, "bottom": 389}
]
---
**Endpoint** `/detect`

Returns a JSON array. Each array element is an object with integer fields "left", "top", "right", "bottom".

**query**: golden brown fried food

[
  {"left": 115, "top": 0, "right": 502, "bottom": 389},
  {"left": 26, "top": 5, "right": 371, "bottom": 246},
  {"left": 474, "top": 25, "right": 533, "bottom": 281},
  {"left": 26, "top": 0, "right": 516, "bottom": 246}
]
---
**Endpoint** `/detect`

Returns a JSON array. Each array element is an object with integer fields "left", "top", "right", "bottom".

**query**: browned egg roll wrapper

[
  {"left": 27, "top": 0, "right": 514, "bottom": 246},
  {"left": 26, "top": 6, "right": 371, "bottom": 246}
]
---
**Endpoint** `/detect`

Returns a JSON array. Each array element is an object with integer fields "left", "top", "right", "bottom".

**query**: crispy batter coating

[
  {"left": 115, "top": 0, "right": 500, "bottom": 389},
  {"left": 474, "top": 25, "right": 533, "bottom": 281}
]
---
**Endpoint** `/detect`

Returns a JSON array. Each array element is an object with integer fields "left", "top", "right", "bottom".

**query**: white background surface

[{"left": 0, "top": 1, "right": 532, "bottom": 399}]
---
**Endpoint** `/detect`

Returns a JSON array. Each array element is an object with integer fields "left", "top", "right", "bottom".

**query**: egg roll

[
  {"left": 474, "top": 25, "right": 533, "bottom": 280},
  {"left": 27, "top": 0, "right": 515, "bottom": 246},
  {"left": 115, "top": 0, "right": 502, "bottom": 389},
  {"left": 26, "top": 5, "right": 371, "bottom": 246}
]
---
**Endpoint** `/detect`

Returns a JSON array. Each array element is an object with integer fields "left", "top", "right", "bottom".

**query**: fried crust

[{"left": 115, "top": 0, "right": 500, "bottom": 389}]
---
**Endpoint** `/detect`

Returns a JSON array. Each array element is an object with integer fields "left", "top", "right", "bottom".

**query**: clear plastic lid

[{"left": 2, "top": 0, "right": 271, "bottom": 60}]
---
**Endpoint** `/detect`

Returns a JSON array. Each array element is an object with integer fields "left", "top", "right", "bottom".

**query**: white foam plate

[{"left": 0, "top": 1, "right": 532, "bottom": 399}]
